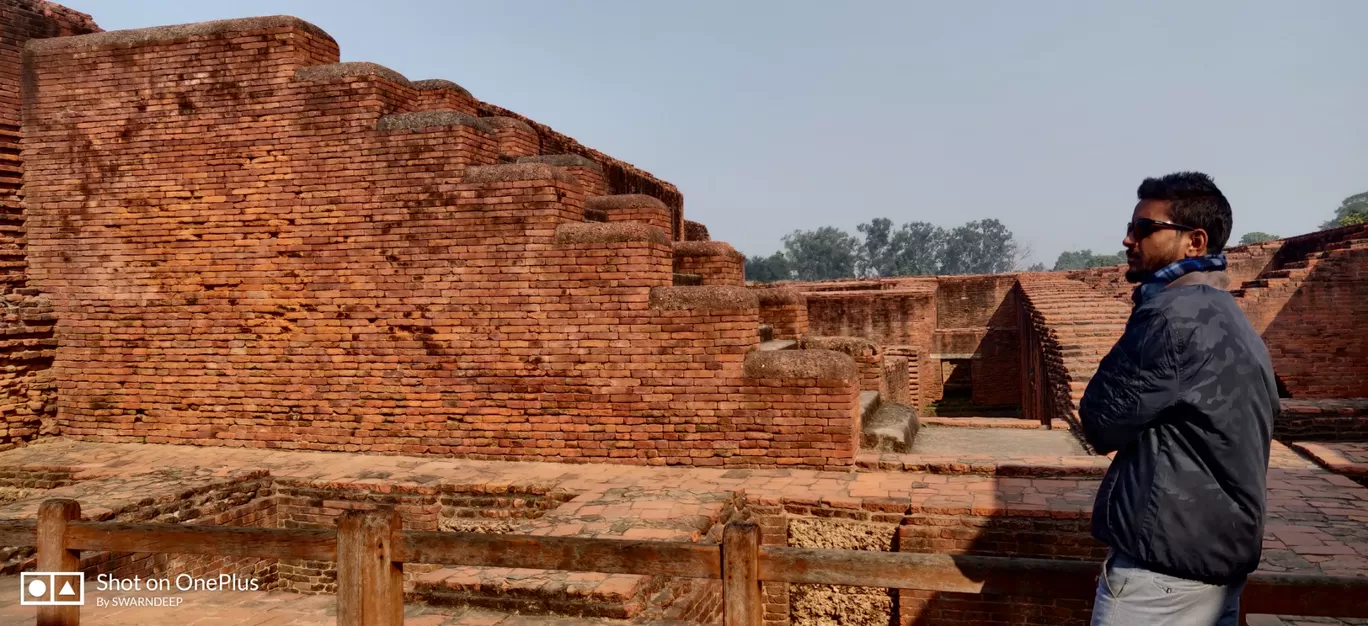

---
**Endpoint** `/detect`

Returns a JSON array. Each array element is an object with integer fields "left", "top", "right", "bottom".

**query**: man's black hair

[{"left": 1137, "top": 172, "right": 1232, "bottom": 253}]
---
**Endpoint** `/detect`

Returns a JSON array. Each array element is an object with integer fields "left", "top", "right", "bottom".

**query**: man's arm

[{"left": 1080, "top": 306, "right": 1181, "bottom": 454}]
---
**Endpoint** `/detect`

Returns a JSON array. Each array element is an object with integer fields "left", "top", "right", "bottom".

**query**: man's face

[{"left": 1124, "top": 200, "right": 1192, "bottom": 282}]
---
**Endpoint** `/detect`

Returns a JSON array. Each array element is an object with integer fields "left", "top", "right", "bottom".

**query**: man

[{"left": 1081, "top": 172, "right": 1278, "bottom": 626}]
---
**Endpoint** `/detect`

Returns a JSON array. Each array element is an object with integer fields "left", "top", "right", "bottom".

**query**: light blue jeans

[{"left": 1091, "top": 550, "right": 1245, "bottom": 626}]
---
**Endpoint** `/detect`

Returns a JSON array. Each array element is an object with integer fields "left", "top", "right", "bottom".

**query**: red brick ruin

[{"left": 0, "top": 3, "right": 1365, "bottom": 626}]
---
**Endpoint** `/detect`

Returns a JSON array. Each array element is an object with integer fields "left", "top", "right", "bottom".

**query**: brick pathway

[
  {"left": 1290, "top": 442, "right": 1368, "bottom": 480},
  {"left": 0, "top": 437, "right": 1363, "bottom": 583}
]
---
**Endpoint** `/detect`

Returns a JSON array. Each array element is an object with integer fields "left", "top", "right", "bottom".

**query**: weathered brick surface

[
  {"left": 517, "top": 154, "right": 608, "bottom": 197},
  {"left": 411, "top": 78, "right": 478, "bottom": 116},
  {"left": 0, "top": 0, "right": 97, "bottom": 451},
  {"left": 1236, "top": 226, "right": 1368, "bottom": 399},
  {"left": 802, "top": 285, "right": 938, "bottom": 408},
  {"left": 1276, "top": 399, "right": 1368, "bottom": 442},
  {"left": 754, "top": 287, "right": 808, "bottom": 340},
  {"left": 790, "top": 275, "right": 1023, "bottom": 413},
  {"left": 475, "top": 101, "right": 684, "bottom": 239},
  {"left": 1013, "top": 274, "right": 1131, "bottom": 433},
  {"left": 3, "top": 439, "right": 1366, "bottom": 624},
  {"left": 797, "top": 337, "right": 880, "bottom": 390},
  {"left": 587, "top": 194, "right": 673, "bottom": 234},
  {"left": 19, "top": 17, "right": 860, "bottom": 469},
  {"left": 684, "top": 219, "right": 710, "bottom": 242},
  {"left": 674, "top": 241, "right": 745, "bottom": 286}
]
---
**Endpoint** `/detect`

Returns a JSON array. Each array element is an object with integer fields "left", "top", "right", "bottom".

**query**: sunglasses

[{"left": 1127, "top": 217, "right": 1195, "bottom": 240}]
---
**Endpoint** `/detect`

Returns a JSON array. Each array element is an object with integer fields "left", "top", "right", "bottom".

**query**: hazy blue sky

[{"left": 76, "top": 1, "right": 1367, "bottom": 267}]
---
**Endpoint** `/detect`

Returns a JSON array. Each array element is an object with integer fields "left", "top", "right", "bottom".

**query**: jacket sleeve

[{"left": 1080, "top": 306, "right": 1180, "bottom": 454}]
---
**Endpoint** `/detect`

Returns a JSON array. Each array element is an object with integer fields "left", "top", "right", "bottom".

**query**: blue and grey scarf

[{"left": 1132, "top": 253, "right": 1227, "bottom": 305}]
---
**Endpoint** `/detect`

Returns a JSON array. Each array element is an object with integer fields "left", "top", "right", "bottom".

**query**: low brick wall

[
  {"left": 1275, "top": 399, "right": 1368, "bottom": 441},
  {"left": 756, "top": 287, "right": 809, "bottom": 340}
]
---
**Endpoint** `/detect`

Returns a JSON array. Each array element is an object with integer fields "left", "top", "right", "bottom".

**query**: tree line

[
  {"left": 747, "top": 191, "right": 1366, "bottom": 281},
  {"left": 745, "top": 218, "right": 1031, "bottom": 282}
]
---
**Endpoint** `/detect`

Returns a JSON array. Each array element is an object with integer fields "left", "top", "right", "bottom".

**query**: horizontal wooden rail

[
  {"left": 3, "top": 501, "right": 1367, "bottom": 624},
  {"left": 760, "top": 547, "right": 1098, "bottom": 595},
  {"left": 396, "top": 530, "right": 723, "bottom": 580}
]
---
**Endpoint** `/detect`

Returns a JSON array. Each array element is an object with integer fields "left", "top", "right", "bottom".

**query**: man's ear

[{"left": 1186, "top": 229, "right": 1210, "bottom": 257}]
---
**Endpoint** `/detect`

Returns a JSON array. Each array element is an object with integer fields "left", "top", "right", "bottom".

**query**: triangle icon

[{"left": 59, "top": 581, "right": 76, "bottom": 597}]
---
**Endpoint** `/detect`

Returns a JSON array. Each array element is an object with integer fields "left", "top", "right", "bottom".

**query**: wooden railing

[{"left": 2, "top": 498, "right": 1367, "bottom": 625}]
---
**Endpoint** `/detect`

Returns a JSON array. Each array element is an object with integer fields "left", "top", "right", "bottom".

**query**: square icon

[{"left": 19, "top": 572, "right": 84, "bottom": 606}]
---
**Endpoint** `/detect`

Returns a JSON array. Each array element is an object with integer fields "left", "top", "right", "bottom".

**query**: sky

[{"left": 74, "top": 1, "right": 1368, "bottom": 268}]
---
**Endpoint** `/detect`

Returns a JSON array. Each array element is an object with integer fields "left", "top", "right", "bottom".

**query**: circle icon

[{"left": 27, "top": 578, "right": 47, "bottom": 598}]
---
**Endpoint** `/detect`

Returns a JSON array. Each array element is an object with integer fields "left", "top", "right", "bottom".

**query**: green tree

[
  {"left": 1052, "top": 249, "right": 1125, "bottom": 271},
  {"left": 782, "top": 226, "right": 859, "bottom": 281},
  {"left": 939, "top": 219, "right": 1018, "bottom": 275},
  {"left": 1237, "top": 232, "right": 1280, "bottom": 245},
  {"left": 887, "top": 221, "right": 946, "bottom": 276},
  {"left": 855, "top": 217, "right": 895, "bottom": 278},
  {"left": 1025, "top": 262, "right": 1047, "bottom": 272},
  {"left": 744, "top": 252, "right": 792, "bottom": 283},
  {"left": 855, "top": 219, "right": 946, "bottom": 277},
  {"left": 1321, "top": 191, "right": 1368, "bottom": 229}
]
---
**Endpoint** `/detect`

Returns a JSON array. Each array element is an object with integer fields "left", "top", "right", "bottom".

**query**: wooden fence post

[
  {"left": 723, "top": 521, "right": 762, "bottom": 626},
  {"left": 37, "top": 499, "right": 81, "bottom": 626},
  {"left": 335, "top": 508, "right": 403, "bottom": 626}
]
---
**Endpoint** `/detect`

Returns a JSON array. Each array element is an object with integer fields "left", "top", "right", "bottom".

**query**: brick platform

[
  {"left": 1290, "top": 441, "right": 1368, "bottom": 485},
  {"left": 0, "top": 438, "right": 1364, "bottom": 626},
  {"left": 1278, "top": 399, "right": 1368, "bottom": 442}
]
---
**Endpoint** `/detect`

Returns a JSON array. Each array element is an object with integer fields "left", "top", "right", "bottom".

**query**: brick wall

[
  {"left": 884, "top": 346, "right": 920, "bottom": 405},
  {"left": 803, "top": 288, "right": 937, "bottom": 407},
  {"left": 587, "top": 194, "right": 672, "bottom": 234},
  {"left": 675, "top": 241, "right": 745, "bottom": 286},
  {"left": 1236, "top": 225, "right": 1368, "bottom": 399},
  {"left": 755, "top": 287, "right": 808, "bottom": 340},
  {"left": 517, "top": 154, "right": 608, "bottom": 196},
  {"left": 411, "top": 79, "right": 477, "bottom": 115},
  {"left": 22, "top": 17, "right": 861, "bottom": 469},
  {"left": 880, "top": 355, "right": 910, "bottom": 405},
  {"left": 0, "top": 0, "right": 98, "bottom": 450},
  {"left": 799, "top": 276, "right": 1022, "bottom": 411},
  {"left": 932, "top": 276, "right": 1020, "bottom": 408},
  {"left": 798, "top": 336, "right": 881, "bottom": 392},
  {"left": 475, "top": 100, "right": 683, "bottom": 239},
  {"left": 1274, "top": 399, "right": 1368, "bottom": 441}
]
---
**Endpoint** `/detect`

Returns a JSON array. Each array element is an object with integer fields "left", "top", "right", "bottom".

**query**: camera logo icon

[{"left": 19, "top": 572, "right": 84, "bottom": 606}]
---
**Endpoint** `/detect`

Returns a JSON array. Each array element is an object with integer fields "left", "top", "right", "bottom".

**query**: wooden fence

[{"left": 2, "top": 498, "right": 1366, "bottom": 625}]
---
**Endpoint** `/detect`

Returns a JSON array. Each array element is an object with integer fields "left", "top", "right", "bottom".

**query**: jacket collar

[
  {"left": 1165, "top": 270, "right": 1230, "bottom": 291},
  {"left": 1131, "top": 253, "right": 1230, "bottom": 306}
]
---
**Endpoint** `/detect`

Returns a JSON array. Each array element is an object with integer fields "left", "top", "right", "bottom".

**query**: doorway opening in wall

[
  {"left": 929, "top": 356, "right": 1022, "bottom": 417},
  {"left": 940, "top": 358, "right": 973, "bottom": 402}
]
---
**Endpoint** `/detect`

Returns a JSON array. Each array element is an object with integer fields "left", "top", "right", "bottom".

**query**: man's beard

[{"left": 1124, "top": 267, "right": 1148, "bottom": 283}]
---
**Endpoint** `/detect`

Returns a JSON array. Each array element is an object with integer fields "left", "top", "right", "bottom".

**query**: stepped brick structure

[
  {"left": 15, "top": 12, "right": 876, "bottom": 469},
  {"left": 0, "top": 2, "right": 1366, "bottom": 626},
  {"left": 0, "top": 0, "right": 97, "bottom": 451}
]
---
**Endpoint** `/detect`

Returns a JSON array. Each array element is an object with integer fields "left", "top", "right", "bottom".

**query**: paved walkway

[
  {"left": 1291, "top": 441, "right": 1368, "bottom": 482},
  {"left": 909, "top": 426, "right": 1090, "bottom": 457}
]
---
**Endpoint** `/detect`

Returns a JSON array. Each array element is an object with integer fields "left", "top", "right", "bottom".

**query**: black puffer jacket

[{"left": 1081, "top": 271, "right": 1278, "bottom": 584}]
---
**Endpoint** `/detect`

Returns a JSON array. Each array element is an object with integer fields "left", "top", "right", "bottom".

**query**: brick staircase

[
  {"left": 1016, "top": 274, "right": 1132, "bottom": 432},
  {"left": 1232, "top": 224, "right": 1368, "bottom": 334}
]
